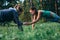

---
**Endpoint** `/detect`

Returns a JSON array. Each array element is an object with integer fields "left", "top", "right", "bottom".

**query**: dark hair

[
  {"left": 30, "top": 6, "right": 38, "bottom": 15},
  {"left": 18, "top": 7, "right": 23, "bottom": 12},
  {"left": 30, "top": 6, "right": 36, "bottom": 10}
]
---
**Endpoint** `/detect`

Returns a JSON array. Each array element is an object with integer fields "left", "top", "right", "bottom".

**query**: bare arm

[
  {"left": 31, "top": 15, "right": 36, "bottom": 29},
  {"left": 31, "top": 11, "right": 41, "bottom": 24},
  {"left": 23, "top": 10, "right": 41, "bottom": 25}
]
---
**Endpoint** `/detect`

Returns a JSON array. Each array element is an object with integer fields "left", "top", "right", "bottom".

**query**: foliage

[{"left": 0, "top": 0, "right": 60, "bottom": 21}]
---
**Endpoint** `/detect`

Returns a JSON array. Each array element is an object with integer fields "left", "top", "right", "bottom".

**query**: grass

[{"left": 0, "top": 22, "right": 60, "bottom": 40}]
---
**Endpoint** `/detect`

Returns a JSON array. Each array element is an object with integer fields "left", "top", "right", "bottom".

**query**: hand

[{"left": 23, "top": 22, "right": 31, "bottom": 25}]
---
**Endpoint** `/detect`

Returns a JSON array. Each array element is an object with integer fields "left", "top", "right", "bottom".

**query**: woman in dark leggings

[{"left": 23, "top": 6, "right": 60, "bottom": 29}]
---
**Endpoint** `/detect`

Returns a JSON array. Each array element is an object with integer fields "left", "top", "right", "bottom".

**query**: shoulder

[
  {"left": 9, "top": 8, "right": 17, "bottom": 13},
  {"left": 9, "top": 7, "right": 16, "bottom": 11},
  {"left": 38, "top": 10, "right": 41, "bottom": 12},
  {"left": 38, "top": 10, "right": 44, "bottom": 12},
  {"left": 38, "top": 10, "right": 42, "bottom": 14}
]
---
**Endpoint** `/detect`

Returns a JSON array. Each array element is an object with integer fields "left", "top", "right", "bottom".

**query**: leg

[
  {"left": 50, "top": 12, "right": 60, "bottom": 22},
  {"left": 50, "top": 15, "right": 60, "bottom": 22},
  {"left": 32, "top": 24, "right": 35, "bottom": 30}
]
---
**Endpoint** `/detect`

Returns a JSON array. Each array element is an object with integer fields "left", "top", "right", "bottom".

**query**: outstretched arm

[
  {"left": 31, "top": 15, "right": 36, "bottom": 29},
  {"left": 23, "top": 10, "right": 41, "bottom": 25},
  {"left": 30, "top": 11, "right": 41, "bottom": 24},
  {"left": 13, "top": 11, "right": 23, "bottom": 31}
]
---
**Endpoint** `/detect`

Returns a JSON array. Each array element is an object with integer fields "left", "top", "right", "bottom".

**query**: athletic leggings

[{"left": 46, "top": 12, "right": 60, "bottom": 22}]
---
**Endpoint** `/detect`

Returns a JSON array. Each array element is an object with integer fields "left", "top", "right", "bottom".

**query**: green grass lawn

[{"left": 0, "top": 22, "right": 60, "bottom": 40}]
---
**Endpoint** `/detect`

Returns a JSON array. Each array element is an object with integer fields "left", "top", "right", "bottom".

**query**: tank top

[{"left": 41, "top": 10, "right": 51, "bottom": 17}]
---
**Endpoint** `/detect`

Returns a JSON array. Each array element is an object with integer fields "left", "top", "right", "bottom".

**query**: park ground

[{"left": 0, "top": 22, "right": 60, "bottom": 40}]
